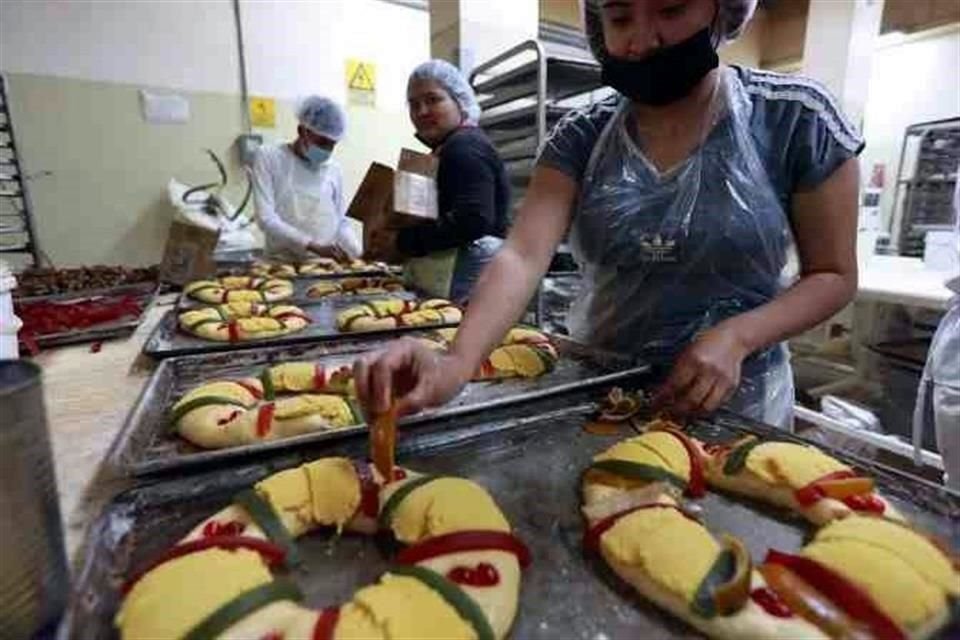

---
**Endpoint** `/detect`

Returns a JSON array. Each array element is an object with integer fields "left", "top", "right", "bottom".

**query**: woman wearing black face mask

[{"left": 354, "top": 0, "right": 861, "bottom": 430}]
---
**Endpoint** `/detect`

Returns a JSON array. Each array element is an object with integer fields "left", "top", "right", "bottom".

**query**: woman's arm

[
  {"left": 397, "top": 137, "right": 500, "bottom": 256},
  {"left": 355, "top": 166, "right": 578, "bottom": 414},
  {"left": 658, "top": 157, "right": 860, "bottom": 414}
]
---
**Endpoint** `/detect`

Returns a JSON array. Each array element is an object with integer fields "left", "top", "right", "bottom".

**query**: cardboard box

[
  {"left": 347, "top": 148, "right": 438, "bottom": 235},
  {"left": 347, "top": 149, "right": 439, "bottom": 261},
  {"left": 159, "top": 221, "right": 220, "bottom": 285}
]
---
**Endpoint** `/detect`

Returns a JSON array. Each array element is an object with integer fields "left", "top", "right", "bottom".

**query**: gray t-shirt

[{"left": 538, "top": 66, "right": 865, "bottom": 215}]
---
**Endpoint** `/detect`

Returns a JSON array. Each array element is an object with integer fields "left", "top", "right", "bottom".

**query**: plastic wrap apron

[
  {"left": 568, "top": 69, "right": 795, "bottom": 427},
  {"left": 266, "top": 163, "right": 340, "bottom": 262}
]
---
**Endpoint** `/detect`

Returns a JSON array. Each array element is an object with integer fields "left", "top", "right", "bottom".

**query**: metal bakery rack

[
  {"left": 0, "top": 75, "right": 42, "bottom": 267},
  {"left": 469, "top": 35, "right": 606, "bottom": 323}
]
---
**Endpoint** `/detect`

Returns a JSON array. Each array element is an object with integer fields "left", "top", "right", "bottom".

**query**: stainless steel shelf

[{"left": 475, "top": 56, "right": 601, "bottom": 111}]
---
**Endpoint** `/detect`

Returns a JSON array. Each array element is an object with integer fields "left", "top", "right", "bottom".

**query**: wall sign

[{"left": 346, "top": 58, "right": 376, "bottom": 107}]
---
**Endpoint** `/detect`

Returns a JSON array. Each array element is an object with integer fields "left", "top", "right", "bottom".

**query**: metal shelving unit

[
  {"left": 892, "top": 117, "right": 960, "bottom": 257},
  {"left": 469, "top": 38, "right": 605, "bottom": 212},
  {"left": 0, "top": 75, "right": 41, "bottom": 266},
  {"left": 469, "top": 37, "right": 605, "bottom": 325}
]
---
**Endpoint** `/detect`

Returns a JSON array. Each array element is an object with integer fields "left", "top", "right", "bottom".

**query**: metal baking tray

[
  {"left": 66, "top": 396, "right": 960, "bottom": 640},
  {"left": 143, "top": 296, "right": 457, "bottom": 359},
  {"left": 114, "top": 334, "right": 649, "bottom": 476},
  {"left": 16, "top": 283, "right": 158, "bottom": 350},
  {"left": 217, "top": 263, "right": 403, "bottom": 281}
]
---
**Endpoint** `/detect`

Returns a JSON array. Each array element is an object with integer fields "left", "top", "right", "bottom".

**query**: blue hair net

[
  {"left": 408, "top": 59, "right": 481, "bottom": 126},
  {"left": 297, "top": 95, "right": 347, "bottom": 141},
  {"left": 583, "top": 0, "right": 758, "bottom": 63}
]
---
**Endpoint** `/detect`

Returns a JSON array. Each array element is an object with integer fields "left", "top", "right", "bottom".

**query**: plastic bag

[
  {"left": 567, "top": 68, "right": 794, "bottom": 427},
  {"left": 913, "top": 279, "right": 960, "bottom": 490},
  {"left": 167, "top": 179, "right": 263, "bottom": 255}
]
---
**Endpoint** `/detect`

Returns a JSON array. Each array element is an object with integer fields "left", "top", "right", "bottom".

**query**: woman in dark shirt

[{"left": 389, "top": 59, "right": 510, "bottom": 304}]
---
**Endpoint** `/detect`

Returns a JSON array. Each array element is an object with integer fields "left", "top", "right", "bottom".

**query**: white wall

[
  {"left": 861, "top": 25, "right": 960, "bottom": 229},
  {"left": 0, "top": 0, "right": 239, "bottom": 93},
  {"left": 241, "top": 0, "right": 428, "bottom": 111}
]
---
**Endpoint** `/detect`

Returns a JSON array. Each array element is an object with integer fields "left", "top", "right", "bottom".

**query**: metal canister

[{"left": 0, "top": 360, "right": 69, "bottom": 639}]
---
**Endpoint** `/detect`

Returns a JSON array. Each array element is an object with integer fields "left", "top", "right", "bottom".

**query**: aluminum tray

[
  {"left": 113, "top": 334, "right": 649, "bottom": 476},
  {"left": 217, "top": 263, "right": 403, "bottom": 281},
  {"left": 143, "top": 296, "right": 457, "bottom": 359},
  {"left": 17, "top": 283, "right": 158, "bottom": 350},
  {"left": 67, "top": 397, "right": 960, "bottom": 640}
]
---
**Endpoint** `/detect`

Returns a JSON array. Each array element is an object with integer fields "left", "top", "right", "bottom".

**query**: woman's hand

[
  {"left": 654, "top": 322, "right": 750, "bottom": 416},
  {"left": 308, "top": 242, "right": 348, "bottom": 261},
  {"left": 353, "top": 337, "right": 472, "bottom": 418}
]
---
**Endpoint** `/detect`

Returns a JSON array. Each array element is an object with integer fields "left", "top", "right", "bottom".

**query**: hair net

[
  {"left": 408, "top": 59, "right": 481, "bottom": 126},
  {"left": 296, "top": 95, "right": 347, "bottom": 141},
  {"left": 582, "top": 0, "right": 758, "bottom": 63}
]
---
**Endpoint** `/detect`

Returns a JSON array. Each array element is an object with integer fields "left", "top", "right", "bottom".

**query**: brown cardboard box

[
  {"left": 347, "top": 149, "right": 438, "bottom": 260},
  {"left": 346, "top": 149, "right": 439, "bottom": 227},
  {"left": 158, "top": 221, "right": 220, "bottom": 285},
  {"left": 394, "top": 148, "right": 438, "bottom": 224}
]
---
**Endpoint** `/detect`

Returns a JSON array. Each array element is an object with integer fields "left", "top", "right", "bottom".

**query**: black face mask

[{"left": 600, "top": 28, "right": 719, "bottom": 106}]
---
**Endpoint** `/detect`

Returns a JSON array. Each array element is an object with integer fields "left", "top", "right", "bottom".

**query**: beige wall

[
  {"left": 540, "top": 0, "right": 581, "bottom": 28},
  {"left": 6, "top": 73, "right": 420, "bottom": 266},
  {"left": 7, "top": 74, "right": 245, "bottom": 266},
  {"left": 720, "top": 10, "right": 765, "bottom": 67}
]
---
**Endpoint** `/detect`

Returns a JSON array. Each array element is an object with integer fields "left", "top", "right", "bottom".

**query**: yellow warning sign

[
  {"left": 249, "top": 96, "right": 276, "bottom": 128},
  {"left": 346, "top": 59, "right": 376, "bottom": 107}
]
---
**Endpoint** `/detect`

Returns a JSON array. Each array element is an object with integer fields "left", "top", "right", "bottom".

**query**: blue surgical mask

[{"left": 303, "top": 143, "right": 332, "bottom": 168}]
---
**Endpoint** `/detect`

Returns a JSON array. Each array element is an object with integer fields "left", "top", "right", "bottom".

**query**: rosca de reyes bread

[
  {"left": 250, "top": 261, "right": 298, "bottom": 278},
  {"left": 336, "top": 298, "right": 462, "bottom": 333},
  {"left": 759, "top": 516, "right": 960, "bottom": 639},
  {"left": 178, "top": 302, "right": 310, "bottom": 342},
  {"left": 416, "top": 326, "right": 559, "bottom": 380},
  {"left": 170, "top": 363, "right": 359, "bottom": 449},
  {"left": 116, "top": 458, "right": 530, "bottom": 640},
  {"left": 299, "top": 258, "right": 393, "bottom": 276},
  {"left": 306, "top": 277, "right": 405, "bottom": 299},
  {"left": 583, "top": 414, "right": 959, "bottom": 640},
  {"left": 185, "top": 276, "right": 294, "bottom": 304},
  {"left": 703, "top": 437, "right": 901, "bottom": 525}
]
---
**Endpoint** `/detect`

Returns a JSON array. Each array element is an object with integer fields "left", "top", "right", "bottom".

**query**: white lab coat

[{"left": 252, "top": 144, "right": 362, "bottom": 260}]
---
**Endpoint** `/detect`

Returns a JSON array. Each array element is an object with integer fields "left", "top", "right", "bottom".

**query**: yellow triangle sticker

[{"left": 346, "top": 59, "right": 376, "bottom": 92}]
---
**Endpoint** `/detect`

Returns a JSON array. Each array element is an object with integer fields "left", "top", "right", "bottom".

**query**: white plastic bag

[{"left": 167, "top": 178, "right": 263, "bottom": 255}]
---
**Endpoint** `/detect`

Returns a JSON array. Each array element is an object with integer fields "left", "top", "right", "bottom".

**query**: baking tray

[
  {"left": 16, "top": 283, "right": 158, "bottom": 350},
  {"left": 217, "top": 263, "right": 403, "bottom": 281},
  {"left": 143, "top": 296, "right": 458, "bottom": 359},
  {"left": 66, "top": 396, "right": 960, "bottom": 640},
  {"left": 114, "top": 334, "right": 650, "bottom": 476}
]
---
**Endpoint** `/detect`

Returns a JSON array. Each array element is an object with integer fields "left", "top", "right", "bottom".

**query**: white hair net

[
  {"left": 583, "top": 0, "right": 758, "bottom": 63},
  {"left": 408, "top": 59, "right": 481, "bottom": 126},
  {"left": 296, "top": 95, "right": 347, "bottom": 141}
]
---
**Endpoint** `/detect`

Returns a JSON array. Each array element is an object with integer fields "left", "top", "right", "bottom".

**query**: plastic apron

[
  {"left": 568, "top": 68, "right": 795, "bottom": 427},
  {"left": 266, "top": 163, "right": 340, "bottom": 262},
  {"left": 406, "top": 236, "right": 503, "bottom": 304}
]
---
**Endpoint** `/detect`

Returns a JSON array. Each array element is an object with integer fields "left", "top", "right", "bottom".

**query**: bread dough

[
  {"left": 336, "top": 298, "right": 462, "bottom": 332},
  {"left": 185, "top": 276, "right": 294, "bottom": 304},
  {"left": 307, "top": 277, "right": 406, "bottom": 299},
  {"left": 117, "top": 458, "right": 528, "bottom": 640},
  {"left": 178, "top": 302, "right": 310, "bottom": 342}
]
